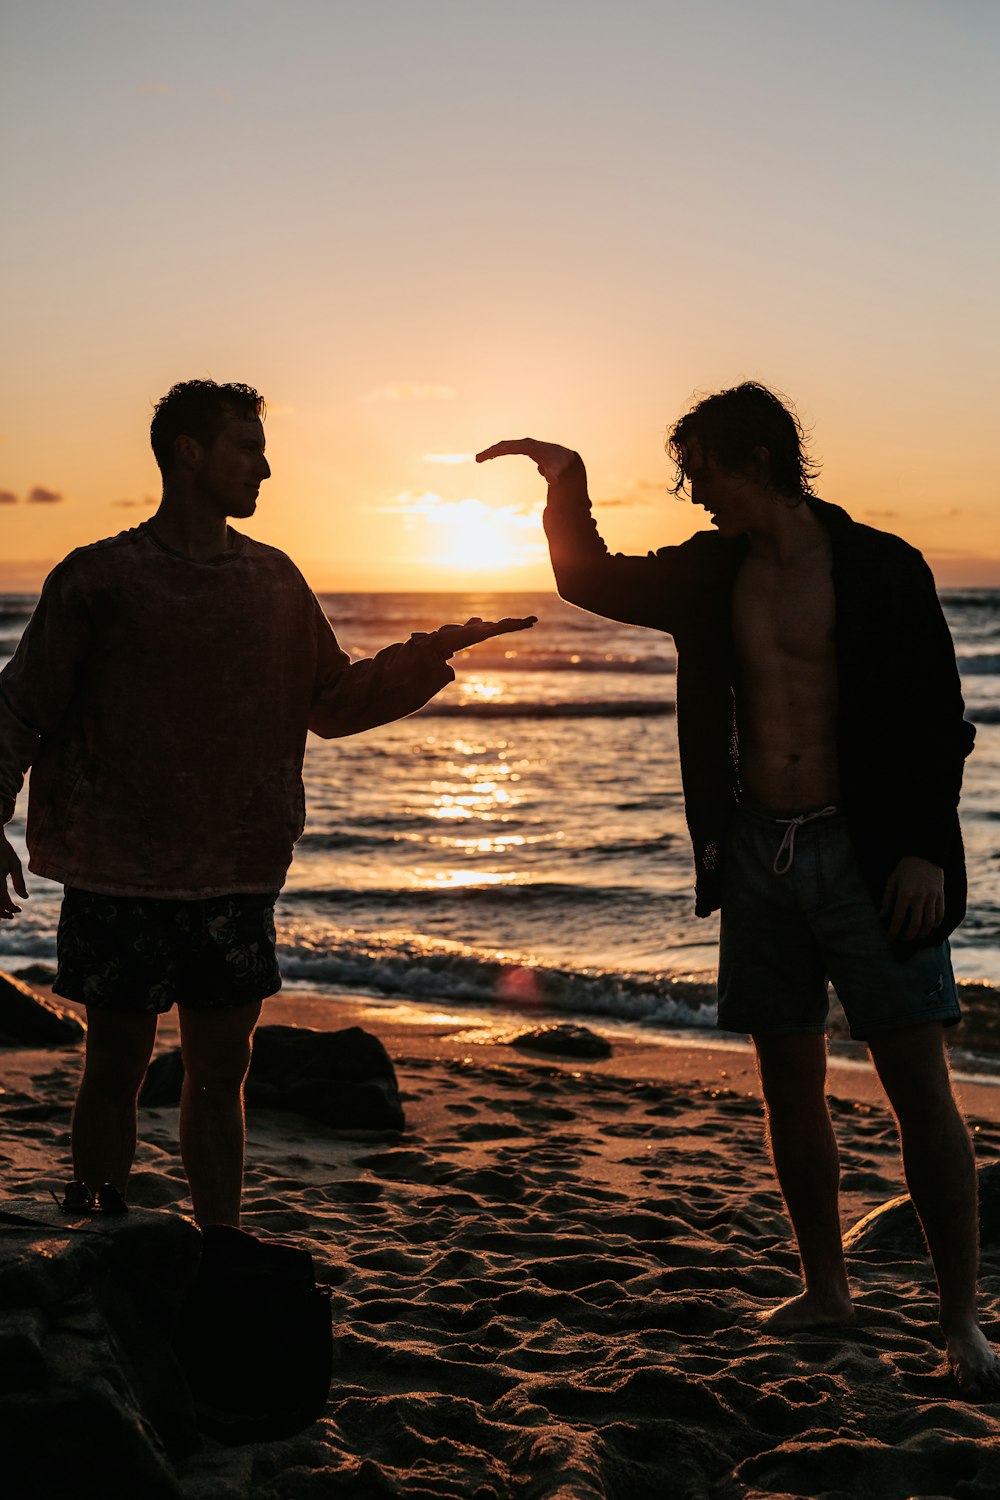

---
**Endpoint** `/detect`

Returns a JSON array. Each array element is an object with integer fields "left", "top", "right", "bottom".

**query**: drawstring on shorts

[{"left": 772, "top": 806, "right": 838, "bottom": 875}]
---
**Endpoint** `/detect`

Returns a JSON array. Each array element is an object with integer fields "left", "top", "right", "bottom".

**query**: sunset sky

[{"left": 2, "top": 0, "right": 997, "bottom": 591}]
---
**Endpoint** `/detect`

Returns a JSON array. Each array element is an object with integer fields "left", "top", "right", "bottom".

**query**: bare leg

[
  {"left": 178, "top": 999, "right": 261, "bottom": 1228},
  {"left": 868, "top": 1022, "right": 1000, "bottom": 1396},
  {"left": 754, "top": 1031, "right": 854, "bottom": 1330},
  {"left": 72, "top": 1008, "right": 158, "bottom": 1193}
]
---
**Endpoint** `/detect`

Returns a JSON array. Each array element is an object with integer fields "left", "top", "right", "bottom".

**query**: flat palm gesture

[
  {"left": 419, "top": 616, "right": 536, "bottom": 658},
  {"left": 476, "top": 439, "right": 578, "bottom": 483}
]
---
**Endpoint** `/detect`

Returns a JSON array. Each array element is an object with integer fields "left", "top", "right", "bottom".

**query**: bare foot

[
  {"left": 945, "top": 1324, "right": 1000, "bottom": 1399},
  {"left": 759, "top": 1289, "right": 855, "bottom": 1331}
]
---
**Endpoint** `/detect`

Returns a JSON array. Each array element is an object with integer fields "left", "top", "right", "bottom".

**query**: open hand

[
  {"left": 476, "top": 439, "right": 579, "bottom": 483},
  {"left": 417, "top": 616, "right": 537, "bottom": 659},
  {"left": 0, "top": 830, "right": 27, "bottom": 920},
  {"left": 880, "top": 855, "right": 945, "bottom": 942}
]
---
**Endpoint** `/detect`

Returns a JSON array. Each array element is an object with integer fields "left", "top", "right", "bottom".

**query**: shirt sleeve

[
  {"left": 307, "top": 595, "right": 455, "bottom": 739},
  {"left": 0, "top": 559, "right": 94, "bottom": 823},
  {"left": 544, "top": 455, "right": 702, "bottom": 632},
  {"left": 887, "top": 552, "right": 975, "bottom": 868}
]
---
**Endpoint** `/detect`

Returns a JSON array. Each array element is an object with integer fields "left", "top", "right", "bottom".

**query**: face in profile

[
  {"left": 682, "top": 441, "right": 760, "bottom": 539},
  {"left": 194, "top": 415, "right": 271, "bottom": 519}
]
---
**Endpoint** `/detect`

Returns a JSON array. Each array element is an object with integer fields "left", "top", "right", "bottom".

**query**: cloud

[
  {"left": 27, "top": 486, "right": 65, "bottom": 504},
  {"left": 422, "top": 453, "right": 473, "bottom": 465},
  {"left": 864, "top": 508, "right": 900, "bottom": 519},
  {"left": 363, "top": 383, "right": 456, "bottom": 403},
  {"left": 0, "top": 490, "right": 17, "bottom": 505},
  {"left": 378, "top": 490, "right": 544, "bottom": 534},
  {"left": 141, "top": 81, "right": 173, "bottom": 96},
  {"left": 594, "top": 482, "right": 661, "bottom": 509},
  {"left": 112, "top": 496, "right": 156, "bottom": 509}
]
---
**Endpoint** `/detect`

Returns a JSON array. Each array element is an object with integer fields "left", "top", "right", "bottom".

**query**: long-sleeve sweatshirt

[
  {"left": 0, "top": 523, "right": 454, "bottom": 898},
  {"left": 543, "top": 456, "right": 975, "bottom": 955}
]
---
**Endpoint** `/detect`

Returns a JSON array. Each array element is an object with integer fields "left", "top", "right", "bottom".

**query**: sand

[{"left": 5, "top": 986, "right": 1000, "bottom": 1498}]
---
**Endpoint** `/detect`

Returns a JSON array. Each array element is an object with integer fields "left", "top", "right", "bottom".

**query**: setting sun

[{"left": 378, "top": 492, "right": 546, "bottom": 576}]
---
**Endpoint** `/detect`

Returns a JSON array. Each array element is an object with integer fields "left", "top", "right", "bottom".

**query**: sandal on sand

[
  {"left": 51, "top": 1180, "right": 96, "bottom": 1214},
  {"left": 95, "top": 1182, "right": 128, "bottom": 1216},
  {"left": 50, "top": 1181, "right": 129, "bottom": 1216}
]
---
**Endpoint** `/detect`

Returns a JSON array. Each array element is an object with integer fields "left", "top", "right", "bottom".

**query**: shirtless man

[{"left": 478, "top": 381, "right": 1000, "bottom": 1395}]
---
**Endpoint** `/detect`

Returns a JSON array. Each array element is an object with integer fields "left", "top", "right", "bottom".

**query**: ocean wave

[
  {"left": 284, "top": 880, "right": 665, "bottom": 909},
  {"left": 277, "top": 928, "right": 718, "bottom": 1031},
  {"left": 417, "top": 700, "right": 675, "bottom": 720},
  {"left": 0, "top": 608, "right": 34, "bottom": 628},
  {"left": 958, "top": 654, "right": 1000, "bottom": 675}
]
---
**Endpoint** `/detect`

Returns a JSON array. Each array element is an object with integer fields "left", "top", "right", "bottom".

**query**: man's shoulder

[
  {"left": 812, "top": 498, "right": 925, "bottom": 564},
  {"left": 229, "top": 532, "right": 311, "bottom": 585},
  {"left": 46, "top": 525, "right": 152, "bottom": 585},
  {"left": 230, "top": 531, "right": 295, "bottom": 565}
]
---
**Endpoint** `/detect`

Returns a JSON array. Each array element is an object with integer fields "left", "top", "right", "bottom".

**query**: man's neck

[
  {"left": 149, "top": 496, "right": 232, "bottom": 562},
  {"left": 745, "top": 496, "right": 827, "bottom": 566}
]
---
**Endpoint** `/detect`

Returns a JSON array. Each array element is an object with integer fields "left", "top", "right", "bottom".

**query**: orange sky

[{"left": 2, "top": 2, "right": 998, "bottom": 592}]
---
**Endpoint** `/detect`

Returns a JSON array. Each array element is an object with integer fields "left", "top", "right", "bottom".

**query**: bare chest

[{"left": 733, "top": 550, "right": 836, "bottom": 678}]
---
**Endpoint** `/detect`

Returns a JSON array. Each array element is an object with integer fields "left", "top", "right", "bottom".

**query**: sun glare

[
  {"left": 425, "top": 497, "right": 545, "bottom": 573},
  {"left": 379, "top": 492, "right": 546, "bottom": 575}
]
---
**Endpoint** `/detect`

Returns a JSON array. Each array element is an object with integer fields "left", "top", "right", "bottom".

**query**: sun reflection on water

[{"left": 416, "top": 869, "right": 515, "bottom": 889}]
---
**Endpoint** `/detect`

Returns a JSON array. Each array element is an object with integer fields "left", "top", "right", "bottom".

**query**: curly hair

[
  {"left": 667, "top": 382, "right": 820, "bottom": 502},
  {"left": 150, "top": 380, "right": 266, "bottom": 477}
]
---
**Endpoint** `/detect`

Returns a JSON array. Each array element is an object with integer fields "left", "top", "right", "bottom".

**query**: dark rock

[
  {"left": 11, "top": 962, "right": 57, "bottom": 986},
  {"left": 844, "top": 1160, "right": 1000, "bottom": 1257},
  {"left": 0, "top": 969, "right": 85, "bottom": 1046},
  {"left": 510, "top": 1023, "right": 613, "bottom": 1059},
  {"left": 0, "top": 1203, "right": 202, "bottom": 1499},
  {"left": 141, "top": 1023, "right": 405, "bottom": 1131}
]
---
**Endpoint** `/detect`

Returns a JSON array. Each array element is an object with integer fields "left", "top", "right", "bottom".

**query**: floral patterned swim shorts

[{"left": 53, "top": 887, "right": 282, "bottom": 1014}]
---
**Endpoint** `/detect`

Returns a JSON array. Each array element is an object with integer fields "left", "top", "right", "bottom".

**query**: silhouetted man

[
  {"left": 478, "top": 382, "right": 1000, "bottom": 1395},
  {"left": 0, "top": 378, "right": 533, "bottom": 1227}
]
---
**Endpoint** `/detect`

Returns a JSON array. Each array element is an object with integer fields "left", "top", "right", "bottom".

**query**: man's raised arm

[{"left": 476, "top": 438, "right": 689, "bottom": 630}]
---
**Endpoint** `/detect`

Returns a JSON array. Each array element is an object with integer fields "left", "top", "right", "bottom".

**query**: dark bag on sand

[{"left": 172, "top": 1224, "right": 333, "bottom": 1444}]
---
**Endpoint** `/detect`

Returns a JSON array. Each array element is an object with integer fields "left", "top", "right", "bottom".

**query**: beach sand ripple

[{"left": 5, "top": 995, "right": 1000, "bottom": 1497}]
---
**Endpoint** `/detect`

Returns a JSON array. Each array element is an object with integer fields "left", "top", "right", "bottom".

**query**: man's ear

[
  {"left": 174, "top": 434, "right": 203, "bottom": 471},
  {"left": 749, "top": 445, "right": 771, "bottom": 486}
]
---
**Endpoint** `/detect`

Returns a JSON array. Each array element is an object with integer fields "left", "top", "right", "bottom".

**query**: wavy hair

[
  {"left": 150, "top": 380, "right": 266, "bottom": 477},
  {"left": 667, "top": 382, "right": 820, "bottom": 502}
]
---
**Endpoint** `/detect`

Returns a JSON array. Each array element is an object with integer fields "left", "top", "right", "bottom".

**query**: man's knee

[
  {"left": 81, "top": 1010, "right": 157, "bottom": 1093},
  {"left": 183, "top": 1047, "right": 253, "bottom": 1098},
  {"left": 869, "top": 1022, "right": 958, "bottom": 1121},
  {"left": 753, "top": 1030, "right": 828, "bottom": 1105},
  {"left": 178, "top": 1000, "right": 261, "bottom": 1097}
]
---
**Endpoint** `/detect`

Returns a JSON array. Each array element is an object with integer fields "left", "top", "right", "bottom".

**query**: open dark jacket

[{"left": 544, "top": 457, "right": 975, "bottom": 953}]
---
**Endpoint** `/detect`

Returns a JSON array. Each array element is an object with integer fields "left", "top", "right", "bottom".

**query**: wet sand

[{"left": 5, "top": 987, "right": 1000, "bottom": 1498}]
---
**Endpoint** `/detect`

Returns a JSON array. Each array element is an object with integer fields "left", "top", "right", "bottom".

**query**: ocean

[{"left": 3, "top": 586, "right": 1000, "bottom": 1052}]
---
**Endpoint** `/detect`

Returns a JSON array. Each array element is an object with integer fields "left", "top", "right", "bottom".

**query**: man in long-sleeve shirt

[
  {"left": 0, "top": 378, "right": 533, "bottom": 1227},
  {"left": 478, "top": 382, "right": 1000, "bottom": 1396}
]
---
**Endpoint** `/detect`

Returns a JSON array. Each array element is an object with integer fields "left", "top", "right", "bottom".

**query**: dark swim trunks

[
  {"left": 717, "top": 799, "right": 961, "bottom": 1041},
  {"left": 53, "top": 887, "right": 282, "bottom": 1014}
]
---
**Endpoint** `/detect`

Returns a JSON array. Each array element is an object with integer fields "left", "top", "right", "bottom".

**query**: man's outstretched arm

[
  {"left": 477, "top": 438, "right": 693, "bottom": 631},
  {"left": 308, "top": 603, "right": 536, "bottom": 739}
]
